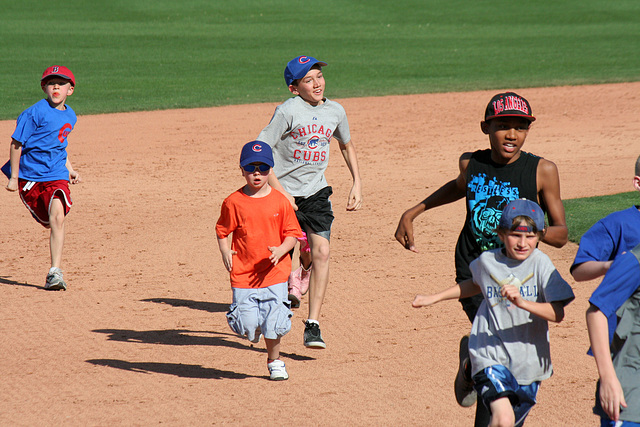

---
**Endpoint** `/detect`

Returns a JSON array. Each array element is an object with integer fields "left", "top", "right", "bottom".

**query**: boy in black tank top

[{"left": 395, "top": 92, "right": 568, "bottom": 426}]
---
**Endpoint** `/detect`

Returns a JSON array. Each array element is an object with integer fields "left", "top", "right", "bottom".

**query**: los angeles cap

[
  {"left": 484, "top": 92, "right": 535, "bottom": 122},
  {"left": 284, "top": 56, "right": 328, "bottom": 86},
  {"left": 499, "top": 198, "right": 545, "bottom": 232},
  {"left": 239, "top": 141, "right": 274, "bottom": 168},
  {"left": 41, "top": 65, "right": 76, "bottom": 86}
]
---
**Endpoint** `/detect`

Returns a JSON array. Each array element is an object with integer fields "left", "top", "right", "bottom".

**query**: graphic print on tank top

[{"left": 467, "top": 172, "right": 521, "bottom": 251}]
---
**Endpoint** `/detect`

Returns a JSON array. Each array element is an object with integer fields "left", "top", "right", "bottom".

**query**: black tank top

[{"left": 454, "top": 149, "right": 540, "bottom": 282}]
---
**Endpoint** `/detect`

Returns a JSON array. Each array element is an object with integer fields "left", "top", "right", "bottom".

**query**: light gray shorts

[{"left": 226, "top": 282, "right": 292, "bottom": 342}]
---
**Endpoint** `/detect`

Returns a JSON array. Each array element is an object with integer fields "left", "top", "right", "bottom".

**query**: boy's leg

[
  {"left": 49, "top": 197, "right": 65, "bottom": 269},
  {"left": 265, "top": 337, "right": 281, "bottom": 361},
  {"left": 488, "top": 397, "right": 515, "bottom": 427},
  {"left": 266, "top": 337, "right": 288, "bottom": 381},
  {"left": 45, "top": 197, "right": 67, "bottom": 290},
  {"left": 307, "top": 232, "right": 330, "bottom": 321},
  {"left": 302, "top": 232, "right": 329, "bottom": 349}
]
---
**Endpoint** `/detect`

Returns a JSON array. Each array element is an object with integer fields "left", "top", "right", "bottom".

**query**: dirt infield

[{"left": 1, "top": 82, "right": 639, "bottom": 426}]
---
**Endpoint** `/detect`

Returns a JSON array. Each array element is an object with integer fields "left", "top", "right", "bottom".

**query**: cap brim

[
  {"left": 41, "top": 73, "right": 74, "bottom": 84},
  {"left": 485, "top": 114, "right": 536, "bottom": 122}
]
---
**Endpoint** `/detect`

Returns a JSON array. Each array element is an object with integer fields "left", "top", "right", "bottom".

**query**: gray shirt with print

[
  {"left": 469, "top": 248, "right": 575, "bottom": 385},
  {"left": 257, "top": 96, "right": 351, "bottom": 198}
]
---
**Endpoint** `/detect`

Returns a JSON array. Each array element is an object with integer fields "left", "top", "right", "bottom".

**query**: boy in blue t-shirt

[
  {"left": 571, "top": 155, "right": 640, "bottom": 282},
  {"left": 586, "top": 243, "right": 640, "bottom": 426},
  {"left": 4, "top": 65, "right": 81, "bottom": 290}
]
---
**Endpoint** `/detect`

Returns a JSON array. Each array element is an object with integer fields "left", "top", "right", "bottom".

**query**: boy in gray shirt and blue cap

[{"left": 413, "top": 199, "right": 574, "bottom": 426}]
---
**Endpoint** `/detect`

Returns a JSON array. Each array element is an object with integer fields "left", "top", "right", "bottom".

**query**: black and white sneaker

[
  {"left": 45, "top": 268, "right": 67, "bottom": 291},
  {"left": 303, "top": 321, "right": 326, "bottom": 349}
]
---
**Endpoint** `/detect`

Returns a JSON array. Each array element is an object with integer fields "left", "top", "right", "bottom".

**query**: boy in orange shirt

[{"left": 216, "top": 141, "right": 303, "bottom": 380}]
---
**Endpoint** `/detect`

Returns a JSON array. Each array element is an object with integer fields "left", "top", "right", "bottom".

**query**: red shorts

[{"left": 19, "top": 179, "right": 72, "bottom": 227}]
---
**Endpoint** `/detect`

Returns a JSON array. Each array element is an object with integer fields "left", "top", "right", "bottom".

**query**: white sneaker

[
  {"left": 45, "top": 268, "right": 67, "bottom": 291},
  {"left": 267, "top": 360, "right": 289, "bottom": 381}
]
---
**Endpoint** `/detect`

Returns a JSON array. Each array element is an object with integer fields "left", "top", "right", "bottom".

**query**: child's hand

[
  {"left": 412, "top": 294, "right": 437, "bottom": 308},
  {"left": 69, "top": 170, "right": 81, "bottom": 184},
  {"left": 268, "top": 246, "right": 286, "bottom": 265},
  {"left": 220, "top": 250, "right": 236, "bottom": 272},
  {"left": 599, "top": 375, "right": 627, "bottom": 421},
  {"left": 501, "top": 284, "right": 523, "bottom": 306},
  {"left": 5, "top": 177, "right": 18, "bottom": 192},
  {"left": 346, "top": 185, "right": 362, "bottom": 211}
]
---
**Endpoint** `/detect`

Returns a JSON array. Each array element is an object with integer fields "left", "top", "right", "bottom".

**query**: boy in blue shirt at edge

[
  {"left": 4, "top": 65, "right": 81, "bottom": 290},
  {"left": 586, "top": 243, "right": 640, "bottom": 426},
  {"left": 570, "top": 154, "right": 640, "bottom": 282}
]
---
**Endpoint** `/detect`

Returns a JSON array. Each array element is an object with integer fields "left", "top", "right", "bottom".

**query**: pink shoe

[
  {"left": 288, "top": 268, "right": 303, "bottom": 308},
  {"left": 299, "top": 264, "right": 312, "bottom": 295}
]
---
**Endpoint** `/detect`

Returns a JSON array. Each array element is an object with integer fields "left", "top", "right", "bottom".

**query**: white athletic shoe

[{"left": 267, "top": 360, "right": 289, "bottom": 381}]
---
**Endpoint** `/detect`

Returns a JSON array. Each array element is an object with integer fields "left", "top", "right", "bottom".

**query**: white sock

[{"left": 307, "top": 319, "right": 319, "bottom": 325}]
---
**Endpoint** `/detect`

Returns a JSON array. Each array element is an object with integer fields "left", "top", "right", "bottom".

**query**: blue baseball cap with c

[
  {"left": 240, "top": 141, "right": 274, "bottom": 167},
  {"left": 284, "top": 56, "right": 328, "bottom": 86}
]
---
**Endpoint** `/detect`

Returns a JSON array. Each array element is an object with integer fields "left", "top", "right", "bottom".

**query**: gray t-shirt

[
  {"left": 257, "top": 96, "right": 351, "bottom": 198},
  {"left": 469, "top": 248, "right": 575, "bottom": 385}
]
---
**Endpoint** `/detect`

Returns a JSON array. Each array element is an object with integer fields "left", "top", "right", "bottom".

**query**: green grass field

[
  {"left": 564, "top": 192, "right": 638, "bottom": 244},
  {"left": 1, "top": 0, "right": 639, "bottom": 119},
  {"left": 2, "top": 0, "right": 638, "bottom": 239}
]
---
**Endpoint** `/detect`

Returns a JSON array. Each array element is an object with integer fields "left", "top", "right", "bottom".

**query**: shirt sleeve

[
  {"left": 257, "top": 106, "right": 291, "bottom": 148},
  {"left": 571, "top": 220, "right": 615, "bottom": 270},
  {"left": 542, "top": 269, "right": 575, "bottom": 306},
  {"left": 281, "top": 201, "right": 303, "bottom": 239},
  {"left": 11, "top": 107, "right": 38, "bottom": 145},
  {"left": 215, "top": 198, "right": 236, "bottom": 239},
  {"left": 330, "top": 104, "right": 351, "bottom": 144}
]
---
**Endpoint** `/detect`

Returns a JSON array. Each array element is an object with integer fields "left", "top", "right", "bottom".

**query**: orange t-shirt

[{"left": 216, "top": 187, "right": 303, "bottom": 288}]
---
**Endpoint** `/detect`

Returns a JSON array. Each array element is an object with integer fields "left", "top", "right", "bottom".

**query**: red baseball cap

[{"left": 41, "top": 65, "right": 75, "bottom": 87}]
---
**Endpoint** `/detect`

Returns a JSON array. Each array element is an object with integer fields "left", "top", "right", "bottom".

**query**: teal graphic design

[{"left": 468, "top": 173, "right": 520, "bottom": 251}]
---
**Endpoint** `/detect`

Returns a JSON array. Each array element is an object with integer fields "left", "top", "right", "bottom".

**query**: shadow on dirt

[
  {"left": 86, "top": 359, "right": 262, "bottom": 380},
  {"left": 140, "top": 298, "right": 229, "bottom": 313},
  {"left": 0, "top": 276, "right": 43, "bottom": 290},
  {"left": 91, "top": 328, "right": 314, "bottom": 361}
]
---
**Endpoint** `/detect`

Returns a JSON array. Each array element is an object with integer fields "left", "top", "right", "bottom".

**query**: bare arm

[
  {"left": 586, "top": 304, "right": 626, "bottom": 421},
  {"left": 6, "top": 139, "right": 21, "bottom": 191},
  {"left": 217, "top": 236, "right": 236, "bottom": 272},
  {"left": 537, "top": 159, "right": 568, "bottom": 248},
  {"left": 268, "top": 172, "right": 297, "bottom": 210},
  {"left": 395, "top": 153, "right": 470, "bottom": 252},
  {"left": 571, "top": 260, "right": 614, "bottom": 282},
  {"left": 338, "top": 140, "right": 362, "bottom": 211},
  {"left": 412, "top": 279, "right": 481, "bottom": 308},
  {"left": 65, "top": 157, "right": 81, "bottom": 184}
]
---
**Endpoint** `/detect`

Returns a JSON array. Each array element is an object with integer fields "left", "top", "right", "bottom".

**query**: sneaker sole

[
  {"left": 304, "top": 340, "right": 326, "bottom": 349},
  {"left": 288, "top": 293, "right": 301, "bottom": 308},
  {"left": 270, "top": 375, "right": 289, "bottom": 381},
  {"left": 45, "top": 283, "right": 67, "bottom": 291}
]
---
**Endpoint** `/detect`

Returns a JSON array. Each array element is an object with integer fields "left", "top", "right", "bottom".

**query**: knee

[
  {"left": 49, "top": 210, "right": 65, "bottom": 230},
  {"left": 489, "top": 411, "right": 515, "bottom": 427},
  {"left": 311, "top": 243, "right": 330, "bottom": 264}
]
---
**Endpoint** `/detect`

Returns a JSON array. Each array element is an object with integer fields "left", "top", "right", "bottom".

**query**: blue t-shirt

[
  {"left": 10, "top": 98, "right": 77, "bottom": 182},
  {"left": 589, "top": 244, "right": 640, "bottom": 345},
  {"left": 571, "top": 206, "right": 640, "bottom": 272}
]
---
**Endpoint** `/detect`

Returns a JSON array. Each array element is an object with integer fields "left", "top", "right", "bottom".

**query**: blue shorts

[
  {"left": 473, "top": 365, "right": 540, "bottom": 426},
  {"left": 226, "top": 282, "right": 292, "bottom": 343}
]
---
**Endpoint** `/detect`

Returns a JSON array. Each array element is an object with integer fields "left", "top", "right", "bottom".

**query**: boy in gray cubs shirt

[
  {"left": 257, "top": 55, "right": 362, "bottom": 349},
  {"left": 413, "top": 199, "right": 574, "bottom": 426}
]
